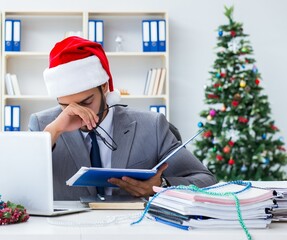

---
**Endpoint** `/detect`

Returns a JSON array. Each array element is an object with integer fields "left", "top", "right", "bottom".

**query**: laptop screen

[{"left": 0, "top": 131, "right": 54, "bottom": 215}]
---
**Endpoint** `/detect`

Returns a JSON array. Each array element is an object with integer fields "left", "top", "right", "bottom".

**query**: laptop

[{"left": 0, "top": 131, "right": 89, "bottom": 216}]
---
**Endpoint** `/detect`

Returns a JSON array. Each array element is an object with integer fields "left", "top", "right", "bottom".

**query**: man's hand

[
  {"left": 108, "top": 163, "right": 169, "bottom": 197},
  {"left": 44, "top": 103, "right": 98, "bottom": 145}
]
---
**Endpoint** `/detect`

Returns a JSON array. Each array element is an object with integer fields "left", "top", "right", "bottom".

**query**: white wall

[{"left": 1, "top": 0, "right": 286, "bottom": 147}]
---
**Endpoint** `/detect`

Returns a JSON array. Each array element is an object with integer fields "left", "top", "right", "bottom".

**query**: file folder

[
  {"left": 95, "top": 20, "right": 104, "bottom": 46},
  {"left": 142, "top": 20, "right": 150, "bottom": 52},
  {"left": 150, "top": 105, "right": 158, "bottom": 113},
  {"left": 150, "top": 20, "right": 158, "bottom": 51},
  {"left": 4, "top": 105, "right": 21, "bottom": 131},
  {"left": 5, "top": 19, "right": 13, "bottom": 51},
  {"left": 4, "top": 106, "right": 12, "bottom": 131},
  {"left": 12, "top": 106, "right": 21, "bottom": 131},
  {"left": 158, "top": 20, "right": 166, "bottom": 52},
  {"left": 158, "top": 105, "right": 166, "bottom": 116},
  {"left": 88, "top": 20, "right": 96, "bottom": 42},
  {"left": 13, "top": 20, "right": 21, "bottom": 51}
]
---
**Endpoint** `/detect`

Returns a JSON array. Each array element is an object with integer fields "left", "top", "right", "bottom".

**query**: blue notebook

[{"left": 66, "top": 129, "right": 204, "bottom": 187}]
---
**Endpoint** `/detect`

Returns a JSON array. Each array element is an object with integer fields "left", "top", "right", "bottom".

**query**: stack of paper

[
  {"left": 146, "top": 182, "right": 277, "bottom": 229},
  {"left": 251, "top": 181, "right": 287, "bottom": 221}
]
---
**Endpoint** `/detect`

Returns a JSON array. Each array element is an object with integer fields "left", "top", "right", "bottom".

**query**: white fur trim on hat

[
  {"left": 43, "top": 56, "right": 109, "bottom": 98},
  {"left": 106, "top": 89, "right": 121, "bottom": 106}
]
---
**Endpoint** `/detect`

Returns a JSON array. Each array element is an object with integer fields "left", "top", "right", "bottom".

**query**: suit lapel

[
  {"left": 61, "top": 130, "right": 91, "bottom": 169},
  {"left": 111, "top": 108, "right": 137, "bottom": 169},
  {"left": 61, "top": 131, "right": 96, "bottom": 195}
]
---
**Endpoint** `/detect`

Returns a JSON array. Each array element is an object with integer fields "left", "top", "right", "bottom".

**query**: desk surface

[{"left": 0, "top": 208, "right": 286, "bottom": 240}]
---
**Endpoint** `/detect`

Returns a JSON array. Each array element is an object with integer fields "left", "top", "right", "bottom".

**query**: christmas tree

[{"left": 193, "top": 6, "right": 287, "bottom": 181}]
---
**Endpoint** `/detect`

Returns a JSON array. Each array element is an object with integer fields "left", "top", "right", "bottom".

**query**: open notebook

[
  {"left": 66, "top": 128, "right": 204, "bottom": 187},
  {"left": 0, "top": 131, "right": 88, "bottom": 216}
]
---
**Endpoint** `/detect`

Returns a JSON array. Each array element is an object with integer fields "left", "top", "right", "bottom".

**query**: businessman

[{"left": 29, "top": 36, "right": 217, "bottom": 200}]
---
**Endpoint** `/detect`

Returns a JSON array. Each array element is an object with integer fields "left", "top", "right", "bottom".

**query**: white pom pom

[{"left": 106, "top": 89, "right": 121, "bottom": 106}]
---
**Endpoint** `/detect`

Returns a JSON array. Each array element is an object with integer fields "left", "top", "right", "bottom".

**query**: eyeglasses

[{"left": 93, "top": 125, "right": 118, "bottom": 151}]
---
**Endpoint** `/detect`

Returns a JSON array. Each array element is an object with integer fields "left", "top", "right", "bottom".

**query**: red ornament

[
  {"left": 228, "top": 140, "right": 235, "bottom": 147},
  {"left": 231, "top": 100, "right": 239, "bottom": 107},
  {"left": 213, "top": 83, "right": 222, "bottom": 88},
  {"left": 271, "top": 125, "right": 279, "bottom": 131},
  {"left": 223, "top": 146, "right": 231, "bottom": 154},
  {"left": 203, "top": 130, "right": 213, "bottom": 138},
  {"left": 255, "top": 79, "right": 260, "bottom": 85},
  {"left": 230, "top": 30, "right": 236, "bottom": 37},
  {"left": 220, "top": 72, "right": 226, "bottom": 78},
  {"left": 228, "top": 158, "right": 235, "bottom": 165},
  {"left": 207, "top": 94, "right": 219, "bottom": 99},
  {"left": 238, "top": 116, "right": 249, "bottom": 123},
  {"left": 278, "top": 146, "right": 286, "bottom": 151},
  {"left": 216, "top": 155, "right": 223, "bottom": 161}
]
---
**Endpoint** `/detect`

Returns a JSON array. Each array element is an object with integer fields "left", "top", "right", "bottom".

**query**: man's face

[{"left": 57, "top": 86, "right": 105, "bottom": 132}]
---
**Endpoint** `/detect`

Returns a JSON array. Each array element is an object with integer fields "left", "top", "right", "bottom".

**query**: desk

[{"left": 0, "top": 210, "right": 286, "bottom": 240}]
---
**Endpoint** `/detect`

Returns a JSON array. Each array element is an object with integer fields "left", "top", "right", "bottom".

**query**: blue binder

[
  {"left": 13, "top": 20, "right": 21, "bottom": 51},
  {"left": 142, "top": 20, "right": 151, "bottom": 52},
  {"left": 88, "top": 20, "right": 96, "bottom": 42},
  {"left": 5, "top": 19, "right": 13, "bottom": 51},
  {"left": 4, "top": 106, "right": 12, "bottom": 131},
  {"left": 157, "top": 20, "right": 166, "bottom": 52},
  {"left": 150, "top": 20, "right": 158, "bottom": 52},
  {"left": 95, "top": 20, "right": 104, "bottom": 46},
  {"left": 4, "top": 105, "right": 21, "bottom": 131},
  {"left": 12, "top": 106, "right": 21, "bottom": 131}
]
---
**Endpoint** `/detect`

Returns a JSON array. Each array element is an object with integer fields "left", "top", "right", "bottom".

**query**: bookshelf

[{"left": 1, "top": 11, "right": 169, "bottom": 131}]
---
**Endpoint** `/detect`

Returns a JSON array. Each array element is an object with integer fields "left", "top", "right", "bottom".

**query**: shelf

[{"left": 1, "top": 10, "right": 169, "bottom": 130}]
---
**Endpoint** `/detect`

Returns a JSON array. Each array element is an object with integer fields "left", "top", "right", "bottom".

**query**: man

[{"left": 29, "top": 36, "right": 217, "bottom": 200}]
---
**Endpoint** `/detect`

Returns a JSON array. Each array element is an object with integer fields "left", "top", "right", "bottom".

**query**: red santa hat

[{"left": 43, "top": 36, "right": 120, "bottom": 105}]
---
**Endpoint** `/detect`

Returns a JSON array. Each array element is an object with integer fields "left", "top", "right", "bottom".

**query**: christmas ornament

[
  {"left": 270, "top": 125, "right": 279, "bottom": 131},
  {"left": 209, "top": 109, "right": 217, "bottom": 117},
  {"left": 223, "top": 146, "right": 231, "bottom": 154},
  {"left": 228, "top": 158, "right": 235, "bottom": 165},
  {"left": 207, "top": 94, "right": 219, "bottom": 99},
  {"left": 238, "top": 116, "right": 249, "bottom": 123},
  {"left": 228, "top": 140, "right": 235, "bottom": 147},
  {"left": 262, "top": 158, "right": 270, "bottom": 165},
  {"left": 207, "top": 115, "right": 213, "bottom": 121},
  {"left": 252, "top": 65, "right": 258, "bottom": 73},
  {"left": 221, "top": 105, "right": 226, "bottom": 112},
  {"left": 216, "top": 155, "right": 223, "bottom": 161},
  {"left": 197, "top": 122, "right": 204, "bottom": 128},
  {"left": 233, "top": 93, "right": 241, "bottom": 100},
  {"left": 240, "top": 80, "right": 246, "bottom": 88},
  {"left": 212, "top": 146, "right": 217, "bottom": 152},
  {"left": 216, "top": 73, "right": 220, "bottom": 78},
  {"left": 218, "top": 29, "right": 223, "bottom": 37},
  {"left": 230, "top": 30, "right": 236, "bottom": 37},
  {"left": 241, "top": 47, "right": 248, "bottom": 53},
  {"left": 240, "top": 164, "right": 247, "bottom": 172},
  {"left": 245, "top": 86, "right": 251, "bottom": 92},
  {"left": 262, "top": 133, "right": 267, "bottom": 140},
  {"left": 231, "top": 100, "right": 239, "bottom": 107},
  {"left": 255, "top": 79, "right": 260, "bottom": 85},
  {"left": 203, "top": 130, "right": 213, "bottom": 138}
]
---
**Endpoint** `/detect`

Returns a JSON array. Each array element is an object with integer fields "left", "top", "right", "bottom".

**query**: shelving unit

[{"left": 1, "top": 11, "right": 169, "bottom": 131}]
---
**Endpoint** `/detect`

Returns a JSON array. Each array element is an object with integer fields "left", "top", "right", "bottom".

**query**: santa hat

[{"left": 43, "top": 36, "right": 120, "bottom": 105}]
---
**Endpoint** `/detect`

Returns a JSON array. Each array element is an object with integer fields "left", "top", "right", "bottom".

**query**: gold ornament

[
  {"left": 207, "top": 115, "right": 213, "bottom": 121},
  {"left": 240, "top": 80, "right": 246, "bottom": 88}
]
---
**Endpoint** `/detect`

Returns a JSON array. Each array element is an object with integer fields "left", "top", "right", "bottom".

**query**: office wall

[{"left": 1, "top": 0, "right": 287, "bottom": 148}]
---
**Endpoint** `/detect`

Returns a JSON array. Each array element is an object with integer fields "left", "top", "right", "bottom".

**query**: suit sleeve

[{"left": 156, "top": 114, "right": 217, "bottom": 188}]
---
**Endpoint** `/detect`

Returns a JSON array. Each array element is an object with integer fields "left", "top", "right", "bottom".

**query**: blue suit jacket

[{"left": 29, "top": 106, "right": 216, "bottom": 200}]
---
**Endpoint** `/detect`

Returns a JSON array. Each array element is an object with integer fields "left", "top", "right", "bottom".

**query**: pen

[
  {"left": 148, "top": 215, "right": 190, "bottom": 231},
  {"left": 97, "top": 194, "right": 105, "bottom": 201}
]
